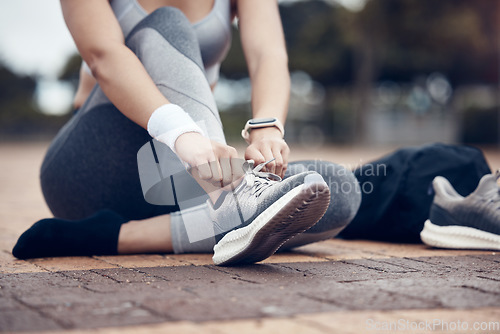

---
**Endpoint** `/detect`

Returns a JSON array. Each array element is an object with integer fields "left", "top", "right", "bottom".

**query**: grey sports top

[{"left": 84, "top": 0, "right": 232, "bottom": 85}]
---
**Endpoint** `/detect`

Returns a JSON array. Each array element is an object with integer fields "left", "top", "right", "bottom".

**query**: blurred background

[{"left": 0, "top": 0, "right": 498, "bottom": 148}]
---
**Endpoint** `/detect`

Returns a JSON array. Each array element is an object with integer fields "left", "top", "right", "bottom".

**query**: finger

[
  {"left": 245, "top": 146, "right": 265, "bottom": 165},
  {"left": 281, "top": 142, "right": 290, "bottom": 167},
  {"left": 209, "top": 159, "right": 223, "bottom": 187},
  {"left": 260, "top": 146, "right": 276, "bottom": 174},
  {"left": 281, "top": 142, "right": 290, "bottom": 176},
  {"left": 228, "top": 145, "right": 239, "bottom": 159},
  {"left": 272, "top": 147, "right": 284, "bottom": 178},
  {"left": 196, "top": 161, "right": 213, "bottom": 180},
  {"left": 219, "top": 157, "right": 233, "bottom": 187}
]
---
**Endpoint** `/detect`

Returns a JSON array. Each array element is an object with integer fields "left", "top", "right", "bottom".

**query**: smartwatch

[{"left": 241, "top": 117, "right": 285, "bottom": 144}]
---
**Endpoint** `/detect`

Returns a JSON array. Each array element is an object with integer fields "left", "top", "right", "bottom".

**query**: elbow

[
  {"left": 85, "top": 48, "right": 108, "bottom": 80},
  {"left": 82, "top": 43, "right": 122, "bottom": 80},
  {"left": 265, "top": 48, "right": 289, "bottom": 66},
  {"left": 275, "top": 49, "right": 289, "bottom": 65}
]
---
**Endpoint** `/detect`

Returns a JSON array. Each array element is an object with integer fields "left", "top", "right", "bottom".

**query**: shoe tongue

[{"left": 474, "top": 174, "right": 499, "bottom": 197}]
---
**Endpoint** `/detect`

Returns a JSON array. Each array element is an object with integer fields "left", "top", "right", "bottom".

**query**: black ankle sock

[{"left": 12, "top": 210, "right": 129, "bottom": 259}]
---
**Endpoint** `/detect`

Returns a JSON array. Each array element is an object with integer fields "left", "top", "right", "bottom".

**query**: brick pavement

[{"left": 1, "top": 143, "right": 500, "bottom": 333}]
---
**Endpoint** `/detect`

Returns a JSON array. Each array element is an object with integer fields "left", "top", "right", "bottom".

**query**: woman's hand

[
  {"left": 175, "top": 132, "right": 243, "bottom": 189},
  {"left": 244, "top": 127, "right": 290, "bottom": 178}
]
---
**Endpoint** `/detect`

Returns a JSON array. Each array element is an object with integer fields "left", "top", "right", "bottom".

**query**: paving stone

[
  {"left": 120, "top": 266, "right": 340, "bottom": 322},
  {"left": 293, "top": 241, "right": 384, "bottom": 261},
  {"left": 213, "top": 263, "right": 309, "bottom": 285},
  {"left": 16, "top": 286, "right": 100, "bottom": 307},
  {"left": 472, "top": 254, "right": 500, "bottom": 264},
  {"left": 60, "top": 270, "right": 121, "bottom": 284},
  {"left": 27, "top": 256, "right": 118, "bottom": 271},
  {"left": 166, "top": 254, "right": 214, "bottom": 266},
  {"left": 184, "top": 281, "right": 340, "bottom": 321},
  {"left": 0, "top": 272, "right": 80, "bottom": 293},
  {"left": 96, "top": 254, "right": 188, "bottom": 268},
  {"left": 80, "top": 278, "right": 171, "bottom": 295},
  {"left": 0, "top": 307, "right": 62, "bottom": 332},
  {"left": 40, "top": 300, "right": 167, "bottom": 329},
  {"left": 0, "top": 294, "right": 24, "bottom": 310},
  {"left": 371, "top": 257, "right": 454, "bottom": 275},
  {"left": 140, "top": 265, "right": 229, "bottom": 282},
  {"left": 0, "top": 250, "right": 46, "bottom": 274},
  {"left": 141, "top": 289, "right": 335, "bottom": 323},
  {"left": 342, "top": 258, "right": 419, "bottom": 273},
  {"left": 298, "top": 281, "right": 438, "bottom": 311},
  {"left": 475, "top": 271, "right": 500, "bottom": 282},
  {"left": 411, "top": 255, "right": 500, "bottom": 272},
  {"left": 321, "top": 239, "right": 494, "bottom": 259},
  {"left": 351, "top": 278, "right": 500, "bottom": 309},
  {"left": 261, "top": 252, "right": 329, "bottom": 264},
  {"left": 460, "top": 276, "right": 500, "bottom": 294},
  {"left": 92, "top": 268, "right": 159, "bottom": 283},
  {"left": 275, "top": 261, "right": 401, "bottom": 282}
]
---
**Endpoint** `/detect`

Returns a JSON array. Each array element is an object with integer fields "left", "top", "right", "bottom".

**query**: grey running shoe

[
  {"left": 211, "top": 159, "right": 330, "bottom": 266},
  {"left": 420, "top": 172, "right": 500, "bottom": 250}
]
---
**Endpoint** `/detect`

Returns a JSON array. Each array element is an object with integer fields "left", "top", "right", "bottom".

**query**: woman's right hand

[{"left": 175, "top": 132, "right": 244, "bottom": 189}]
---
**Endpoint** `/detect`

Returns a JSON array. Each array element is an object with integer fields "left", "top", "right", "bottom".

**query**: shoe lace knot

[{"left": 242, "top": 158, "right": 281, "bottom": 197}]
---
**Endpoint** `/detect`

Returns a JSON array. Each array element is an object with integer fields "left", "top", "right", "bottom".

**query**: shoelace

[{"left": 240, "top": 158, "right": 282, "bottom": 197}]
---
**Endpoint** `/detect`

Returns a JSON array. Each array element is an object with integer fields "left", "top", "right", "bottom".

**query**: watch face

[{"left": 249, "top": 118, "right": 276, "bottom": 125}]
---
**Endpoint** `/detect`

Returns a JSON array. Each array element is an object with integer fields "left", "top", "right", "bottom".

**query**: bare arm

[
  {"left": 237, "top": 0, "right": 291, "bottom": 176},
  {"left": 61, "top": 0, "right": 239, "bottom": 190},
  {"left": 61, "top": 0, "right": 169, "bottom": 128},
  {"left": 73, "top": 66, "right": 96, "bottom": 110}
]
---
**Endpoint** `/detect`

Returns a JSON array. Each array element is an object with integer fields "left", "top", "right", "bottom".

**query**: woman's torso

[{"left": 110, "top": 0, "right": 233, "bottom": 85}]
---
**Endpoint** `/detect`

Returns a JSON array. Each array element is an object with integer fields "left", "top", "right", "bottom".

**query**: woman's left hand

[{"left": 244, "top": 127, "right": 289, "bottom": 178}]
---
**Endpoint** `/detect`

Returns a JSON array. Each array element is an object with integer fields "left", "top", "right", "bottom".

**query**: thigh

[{"left": 40, "top": 103, "right": 175, "bottom": 220}]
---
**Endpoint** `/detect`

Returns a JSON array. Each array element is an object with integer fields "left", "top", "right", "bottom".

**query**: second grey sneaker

[
  {"left": 420, "top": 172, "right": 500, "bottom": 250},
  {"left": 211, "top": 159, "right": 330, "bottom": 266}
]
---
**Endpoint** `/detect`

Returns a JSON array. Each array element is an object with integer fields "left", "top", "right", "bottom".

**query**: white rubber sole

[
  {"left": 420, "top": 220, "right": 500, "bottom": 251},
  {"left": 212, "top": 174, "right": 330, "bottom": 266}
]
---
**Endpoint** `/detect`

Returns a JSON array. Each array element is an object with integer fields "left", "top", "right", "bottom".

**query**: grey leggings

[{"left": 40, "top": 7, "right": 360, "bottom": 247}]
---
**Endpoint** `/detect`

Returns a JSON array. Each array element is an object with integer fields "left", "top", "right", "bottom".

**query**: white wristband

[{"left": 147, "top": 104, "right": 204, "bottom": 154}]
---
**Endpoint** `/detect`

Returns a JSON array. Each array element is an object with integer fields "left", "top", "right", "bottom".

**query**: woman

[{"left": 12, "top": 0, "right": 361, "bottom": 265}]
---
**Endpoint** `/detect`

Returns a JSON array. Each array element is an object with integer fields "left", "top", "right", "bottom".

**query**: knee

[
  {"left": 126, "top": 7, "right": 202, "bottom": 67},
  {"left": 289, "top": 160, "right": 361, "bottom": 233}
]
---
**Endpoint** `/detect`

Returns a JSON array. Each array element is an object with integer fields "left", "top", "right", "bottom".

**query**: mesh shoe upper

[
  {"left": 430, "top": 172, "right": 500, "bottom": 235},
  {"left": 208, "top": 160, "right": 319, "bottom": 240}
]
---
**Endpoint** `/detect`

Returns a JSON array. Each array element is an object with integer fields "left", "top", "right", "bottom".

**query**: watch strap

[{"left": 241, "top": 118, "right": 285, "bottom": 144}]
